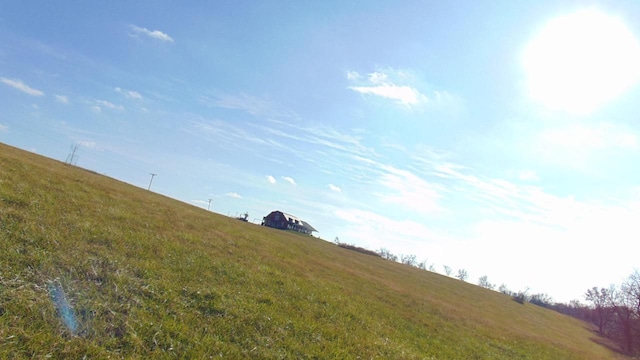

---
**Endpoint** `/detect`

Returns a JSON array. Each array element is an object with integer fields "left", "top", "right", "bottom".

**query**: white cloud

[
  {"left": 96, "top": 100, "right": 125, "bottom": 111},
  {"left": 1, "top": 78, "right": 44, "bottom": 96},
  {"left": 328, "top": 184, "right": 342, "bottom": 192},
  {"left": 55, "top": 95, "right": 69, "bottom": 104},
  {"left": 116, "top": 87, "right": 142, "bottom": 100},
  {"left": 0, "top": 124, "right": 7, "bottom": 132},
  {"left": 266, "top": 175, "right": 276, "bottom": 184},
  {"left": 130, "top": 25, "right": 174, "bottom": 42},
  {"left": 91, "top": 106, "right": 101, "bottom": 113},
  {"left": 225, "top": 192, "right": 242, "bottom": 199},
  {"left": 77, "top": 141, "right": 98, "bottom": 149},
  {"left": 346, "top": 71, "right": 361, "bottom": 81},
  {"left": 282, "top": 176, "right": 297, "bottom": 186},
  {"left": 347, "top": 69, "right": 461, "bottom": 110},
  {"left": 191, "top": 199, "right": 209, "bottom": 206},
  {"left": 368, "top": 72, "right": 389, "bottom": 84},
  {"left": 349, "top": 84, "right": 425, "bottom": 107}
]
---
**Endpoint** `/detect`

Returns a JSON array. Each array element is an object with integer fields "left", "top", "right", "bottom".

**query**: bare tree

[
  {"left": 456, "top": 269, "right": 469, "bottom": 282},
  {"left": 585, "top": 286, "right": 614, "bottom": 335},
  {"left": 443, "top": 265, "right": 452, "bottom": 276},
  {"left": 417, "top": 259, "right": 428, "bottom": 270},
  {"left": 623, "top": 270, "right": 640, "bottom": 318},
  {"left": 400, "top": 254, "right": 417, "bottom": 267},
  {"left": 498, "top": 284, "right": 510, "bottom": 295},
  {"left": 377, "top": 248, "right": 398, "bottom": 262},
  {"left": 582, "top": 273, "right": 640, "bottom": 354},
  {"left": 611, "top": 285, "right": 635, "bottom": 353},
  {"left": 530, "top": 293, "right": 553, "bottom": 308},
  {"left": 478, "top": 275, "right": 495, "bottom": 290},
  {"left": 619, "top": 272, "right": 640, "bottom": 353}
]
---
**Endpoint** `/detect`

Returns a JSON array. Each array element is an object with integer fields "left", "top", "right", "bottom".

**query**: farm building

[{"left": 262, "top": 210, "right": 317, "bottom": 235}]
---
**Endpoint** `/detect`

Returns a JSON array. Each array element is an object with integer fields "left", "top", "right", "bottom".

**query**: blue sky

[{"left": 2, "top": 0, "right": 640, "bottom": 302}]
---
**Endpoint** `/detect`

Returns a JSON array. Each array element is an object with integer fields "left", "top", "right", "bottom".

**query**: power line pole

[
  {"left": 147, "top": 173, "right": 157, "bottom": 191},
  {"left": 207, "top": 199, "right": 213, "bottom": 211},
  {"left": 65, "top": 143, "right": 80, "bottom": 165}
]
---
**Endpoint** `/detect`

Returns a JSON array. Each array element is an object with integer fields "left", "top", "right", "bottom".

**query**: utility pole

[
  {"left": 65, "top": 143, "right": 80, "bottom": 165},
  {"left": 207, "top": 199, "right": 213, "bottom": 211},
  {"left": 147, "top": 173, "right": 157, "bottom": 191}
]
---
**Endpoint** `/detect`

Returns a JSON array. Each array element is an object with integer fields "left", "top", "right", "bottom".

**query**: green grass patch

[{"left": 0, "top": 143, "right": 629, "bottom": 359}]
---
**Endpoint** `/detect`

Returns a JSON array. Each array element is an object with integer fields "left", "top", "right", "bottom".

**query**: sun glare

[{"left": 523, "top": 8, "right": 640, "bottom": 115}]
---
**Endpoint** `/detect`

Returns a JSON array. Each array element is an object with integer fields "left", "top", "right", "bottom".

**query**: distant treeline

[
  {"left": 334, "top": 238, "right": 640, "bottom": 355},
  {"left": 559, "top": 271, "right": 640, "bottom": 356},
  {"left": 335, "top": 241, "right": 381, "bottom": 258}
]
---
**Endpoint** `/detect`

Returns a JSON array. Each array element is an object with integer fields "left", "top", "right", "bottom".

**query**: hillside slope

[{"left": 0, "top": 143, "right": 626, "bottom": 359}]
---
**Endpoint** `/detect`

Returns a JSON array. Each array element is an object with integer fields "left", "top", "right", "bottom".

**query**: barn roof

[{"left": 281, "top": 212, "right": 318, "bottom": 232}]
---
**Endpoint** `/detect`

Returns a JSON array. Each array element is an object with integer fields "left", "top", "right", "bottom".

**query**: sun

[{"left": 522, "top": 8, "right": 640, "bottom": 115}]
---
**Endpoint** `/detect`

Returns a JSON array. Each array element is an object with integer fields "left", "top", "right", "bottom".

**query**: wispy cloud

[
  {"left": 328, "top": 184, "right": 342, "bottom": 192},
  {"left": 377, "top": 165, "right": 443, "bottom": 214},
  {"left": 266, "top": 175, "right": 276, "bottom": 184},
  {"left": 329, "top": 142, "right": 640, "bottom": 299},
  {"left": 350, "top": 84, "right": 425, "bottom": 107},
  {"left": 188, "top": 94, "right": 378, "bottom": 177},
  {"left": 130, "top": 25, "right": 174, "bottom": 43},
  {"left": 95, "top": 100, "right": 125, "bottom": 111},
  {"left": 189, "top": 118, "right": 292, "bottom": 158},
  {"left": 347, "top": 69, "right": 459, "bottom": 110},
  {"left": 115, "top": 87, "right": 143, "bottom": 100},
  {"left": 346, "top": 71, "right": 361, "bottom": 81},
  {"left": 225, "top": 192, "right": 242, "bottom": 199},
  {"left": 192, "top": 199, "right": 209, "bottom": 206},
  {"left": 531, "top": 122, "right": 638, "bottom": 170},
  {"left": 335, "top": 208, "right": 447, "bottom": 252},
  {"left": 1, "top": 78, "right": 44, "bottom": 96},
  {"left": 0, "top": 124, "right": 7, "bottom": 132},
  {"left": 259, "top": 119, "right": 378, "bottom": 160},
  {"left": 347, "top": 70, "right": 427, "bottom": 107},
  {"left": 540, "top": 123, "right": 637, "bottom": 151},
  {"left": 55, "top": 95, "right": 69, "bottom": 104},
  {"left": 205, "top": 93, "right": 295, "bottom": 118},
  {"left": 282, "top": 176, "right": 297, "bottom": 186},
  {"left": 415, "top": 154, "right": 601, "bottom": 229},
  {"left": 77, "top": 140, "right": 98, "bottom": 149}
]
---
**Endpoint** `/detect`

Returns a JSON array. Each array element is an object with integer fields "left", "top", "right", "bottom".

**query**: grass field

[{"left": 0, "top": 142, "right": 628, "bottom": 359}]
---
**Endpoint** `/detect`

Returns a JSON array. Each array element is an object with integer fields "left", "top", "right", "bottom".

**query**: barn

[{"left": 261, "top": 210, "right": 317, "bottom": 235}]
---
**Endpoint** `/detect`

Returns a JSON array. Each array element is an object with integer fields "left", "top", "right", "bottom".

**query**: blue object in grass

[{"left": 48, "top": 282, "right": 78, "bottom": 334}]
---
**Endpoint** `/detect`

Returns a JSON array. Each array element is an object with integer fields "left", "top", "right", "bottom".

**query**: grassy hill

[{"left": 0, "top": 142, "right": 627, "bottom": 359}]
